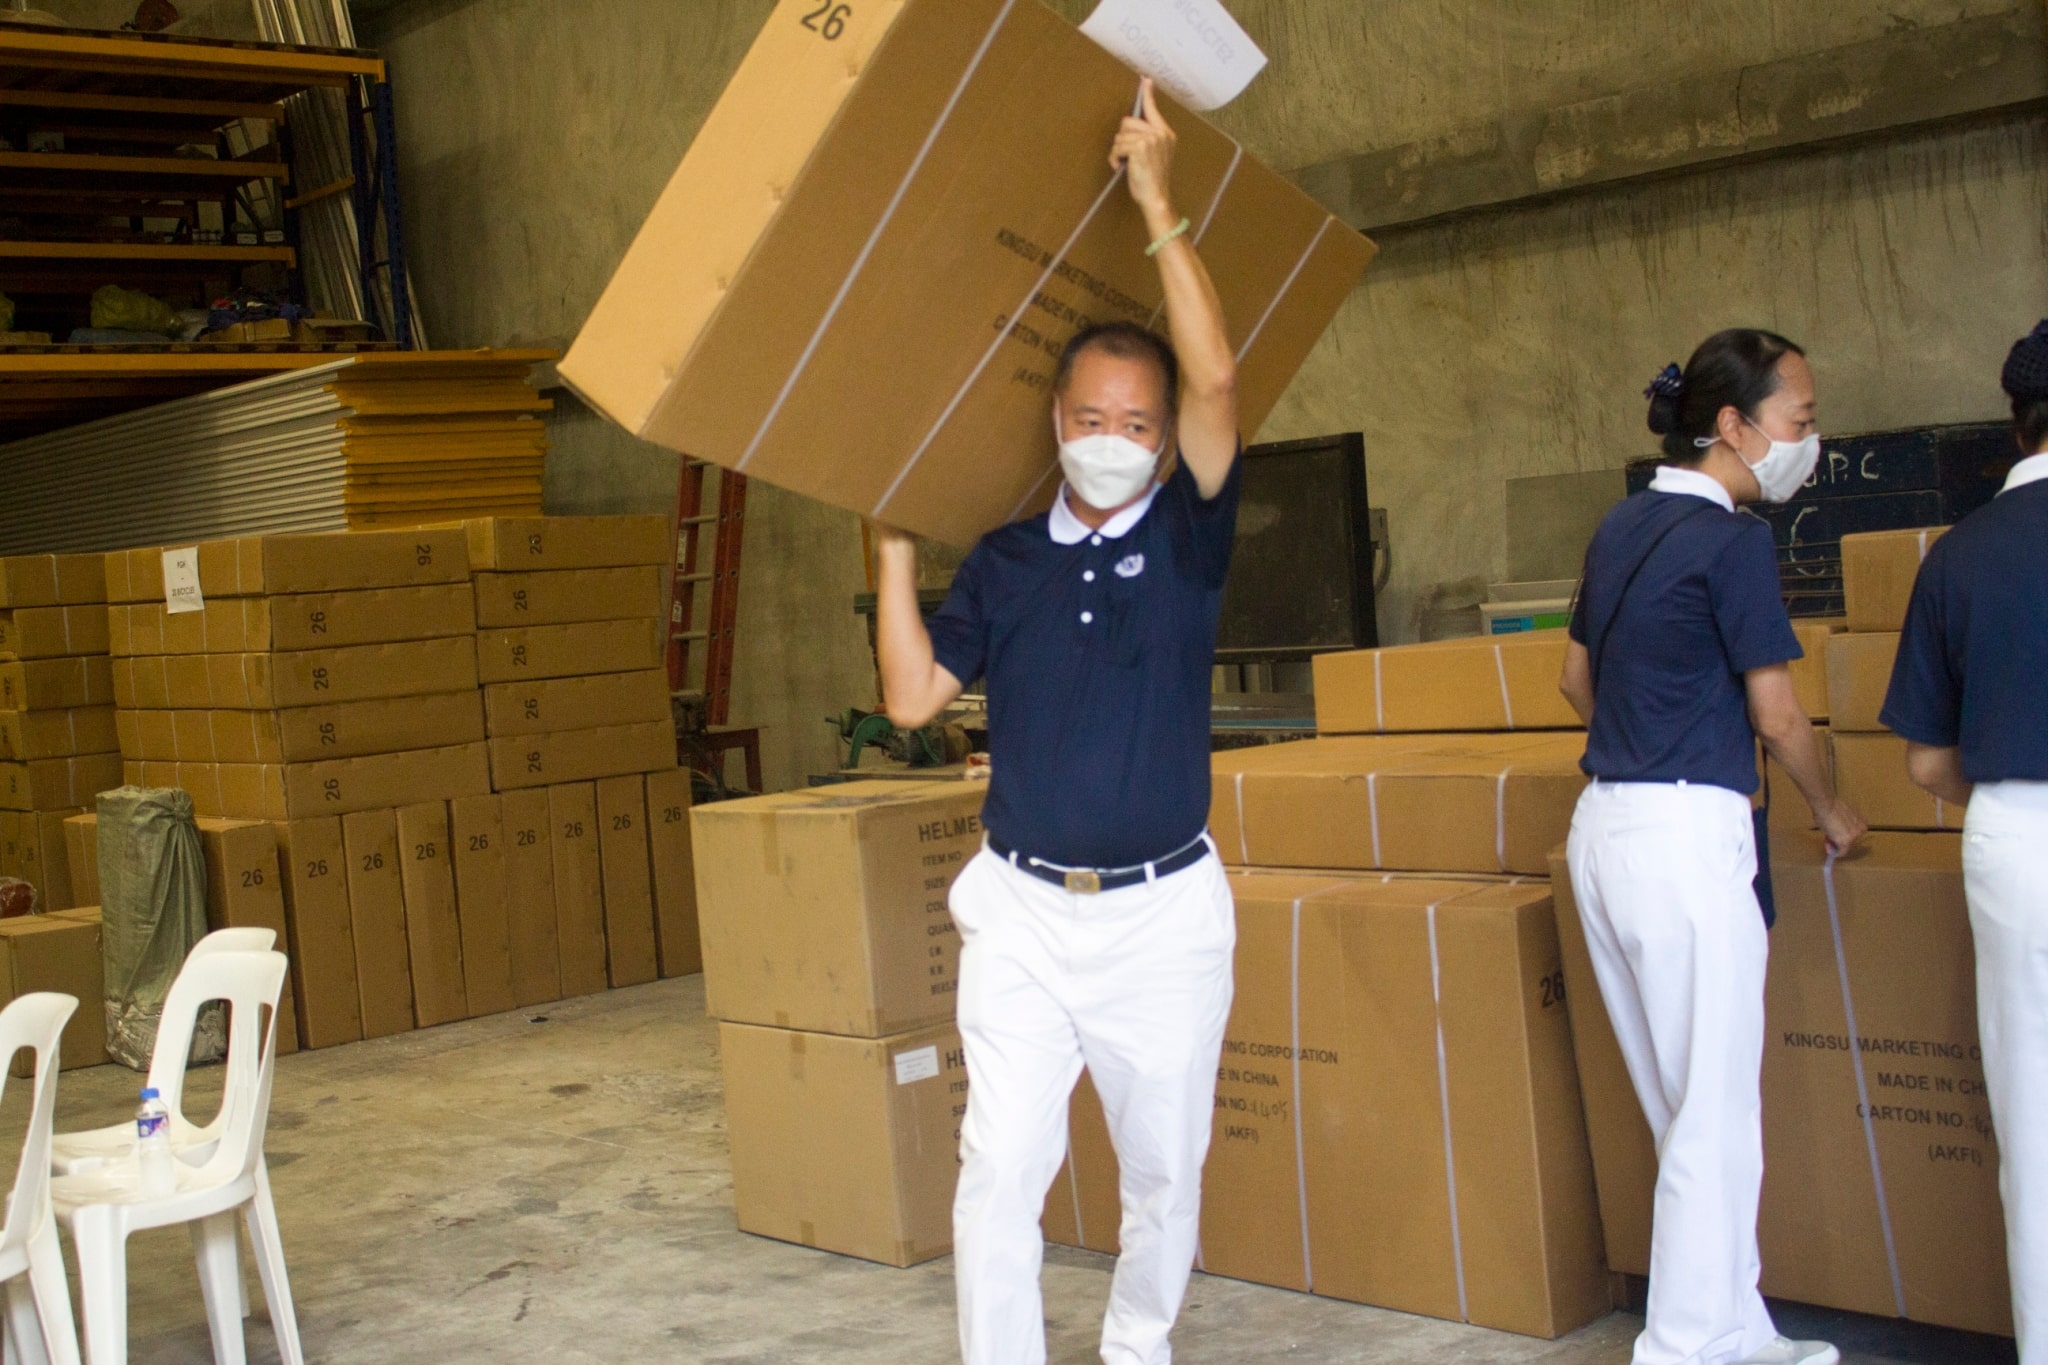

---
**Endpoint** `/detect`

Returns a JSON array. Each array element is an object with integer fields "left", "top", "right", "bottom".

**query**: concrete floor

[{"left": 5, "top": 976, "right": 2018, "bottom": 1363}]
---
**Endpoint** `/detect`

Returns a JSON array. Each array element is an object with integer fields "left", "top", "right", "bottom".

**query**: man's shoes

[{"left": 1735, "top": 1337, "right": 1841, "bottom": 1365}]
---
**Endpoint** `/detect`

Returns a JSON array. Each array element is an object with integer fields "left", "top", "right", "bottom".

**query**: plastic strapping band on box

[
  {"left": 1916, "top": 530, "right": 1929, "bottom": 561},
  {"left": 1289, "top": 890, "right": 1314, "bottom": 1290},
  {"left": 735, "top": 0, "right": 1021, "bottom": 475},
  {"left": 1233, "top": 771, "right": 1250, "bottom": 864},
  {"left": 1235, "top": 216, "right": 1335, "bottom": 364},
  {"left": 1064, "top": 1130, "right": 1087, "bottom": 1248},
  {"left": 1424, "top": 898, "right": 1471, "bottom": 1322},
  {"left": 1373, "top": 652, "right": 1384, "bottom": 733},
  {"left": 1366, "top": 771, "right": 1382, "bottom": 868},
  {"left": 1934, "top": 796, "right": 1947, "bottom": 830},
  {"left": 1145, "top": 139, "right": 1242, "bottom": 332},
  {"left": 1823, "top": 854, "right": 1909, "bottom": 1317},
  {"left": 1492, "top": 644, "right": 1514, "bottom": 729},
  {"left": 875, "top": 143, "right": 1131, "bottom": 518},
  {"left": 1494, "top": 766, "right": 1513, "bottom": 872}
]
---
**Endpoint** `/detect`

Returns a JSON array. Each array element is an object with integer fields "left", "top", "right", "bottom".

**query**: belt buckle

[{"left": 1063, "top": 869, "right": 1102, "bottom": 895}]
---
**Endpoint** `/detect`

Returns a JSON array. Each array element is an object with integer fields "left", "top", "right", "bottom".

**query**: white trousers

[
  {"left": 949, "top": 844, "right": 1235, "bottom": 1365},
  {"left": 1568, "top": 781, "right": 1780, "bottom": 1365},
  {"left": 1965, "top": 781, "right": 2048, "bottom": 1365}
]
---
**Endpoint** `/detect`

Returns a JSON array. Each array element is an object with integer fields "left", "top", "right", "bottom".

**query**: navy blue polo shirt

[
  {"left": 1570, "top": 468, "right": 1802, "bottom": 795},
  {"left": 1880, "top": 456, "right": 2048, "bottom": 782},
  {"left": 926, "top": 455, "right": 1240, "bottom": 868}
]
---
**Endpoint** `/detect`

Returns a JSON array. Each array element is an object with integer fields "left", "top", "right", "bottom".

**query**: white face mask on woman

[
  {"left": 1698, "top": 419, "right": 1821, "bottom": 504},
  {"left": 1055, "top": 402, "right": 1167, "bottom": 511}
]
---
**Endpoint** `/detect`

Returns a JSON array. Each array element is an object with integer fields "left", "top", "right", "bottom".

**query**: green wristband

[{"left": 1144, "top": 216, "right": 1192, "bottom": 257}]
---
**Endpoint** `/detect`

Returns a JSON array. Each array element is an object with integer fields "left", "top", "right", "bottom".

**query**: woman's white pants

[
  {"left": 1964, "top": 780, "right": 2048, "bottom": 1364},
  {"left": 1567, "top": 780, "right": 1781, "bottom": 1365}
]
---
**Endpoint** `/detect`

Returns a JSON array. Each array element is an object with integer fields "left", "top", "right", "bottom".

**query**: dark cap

[{"left": 2002, "top": 320, "right": 2048, "bottom": 403}]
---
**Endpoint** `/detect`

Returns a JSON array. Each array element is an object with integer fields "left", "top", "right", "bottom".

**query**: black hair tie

[{"left": 1644, "top": 363, "right": 1685, "bottom": 401}]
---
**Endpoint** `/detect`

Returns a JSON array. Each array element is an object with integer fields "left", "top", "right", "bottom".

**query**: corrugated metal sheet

[{"left": 0, "top": 354, "right": 549, "bottom": 554}]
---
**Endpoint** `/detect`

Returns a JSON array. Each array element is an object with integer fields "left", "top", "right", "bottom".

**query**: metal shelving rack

[{"left": 0, "top": 23, "right": 412, "bottom": 347}]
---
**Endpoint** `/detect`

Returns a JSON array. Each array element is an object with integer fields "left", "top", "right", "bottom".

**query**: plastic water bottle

[{"left": 135, "top": 1088, "right": 174, "bottom": 1199}]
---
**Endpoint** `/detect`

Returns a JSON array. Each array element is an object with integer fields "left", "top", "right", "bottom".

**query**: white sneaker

[{"left": 1735, "top": 1337, "right": 1841, "bottom": 1365}]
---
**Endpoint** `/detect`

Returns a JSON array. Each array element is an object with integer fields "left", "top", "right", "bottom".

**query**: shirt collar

[
  {"left": 2001, "top": 452, "right": 2048, "bottom": 495},
  {"left": 1648, "top": 465, "right": 1735, "bottom": 513},
  {"left": 1048, "top": 480, "right": 1162, "bottom": 545}
]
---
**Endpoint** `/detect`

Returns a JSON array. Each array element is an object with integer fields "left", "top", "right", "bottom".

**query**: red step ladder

[{"left": 670, "top": 458, "right": 759, "bottom": 793}]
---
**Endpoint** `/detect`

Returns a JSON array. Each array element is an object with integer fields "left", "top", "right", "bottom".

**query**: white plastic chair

[
  {"left": 47, "top": 928, "right": 276, "bottom": 1175},
  {"left": 48, "top": 930, "right": 278, "bottom": 1331},
  {"left": 51, "top": 950, "right": 301, "bottom": 1365},
  {"left": 0, "top": 993, "right": 82, "bottom": 1365}
]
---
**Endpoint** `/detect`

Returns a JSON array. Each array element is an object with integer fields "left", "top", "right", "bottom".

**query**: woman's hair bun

[
  {"left": 1644, "top": 362, "right": 1685, "bottom": 436},
  {"left": 2002, "top": 320, "right": 2048, "bottom": 403}
]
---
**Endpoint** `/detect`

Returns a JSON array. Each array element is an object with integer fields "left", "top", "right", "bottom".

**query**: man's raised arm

[{"left": 1113, "top": 78, "right": 1238, "bottom": 497}]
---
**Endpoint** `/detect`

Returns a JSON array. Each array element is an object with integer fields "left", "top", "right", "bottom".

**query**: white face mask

[
  {"left": 1054, "top": 403, "right": 1167, "bottom": 511},
  {"left": 1742, "top": 419, "right": 1821, "bottom": 503},
  {"left": 1697, "top": 419, "right": 1821, "bottom": 503}
]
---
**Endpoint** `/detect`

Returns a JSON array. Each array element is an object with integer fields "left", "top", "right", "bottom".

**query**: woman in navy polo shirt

[
  {"left": 1881, "top": 321, "right": 2048, "bottom": 1364},
  {"left": 1559, "top": 329, "right": 1866, "bottom": 1365}
]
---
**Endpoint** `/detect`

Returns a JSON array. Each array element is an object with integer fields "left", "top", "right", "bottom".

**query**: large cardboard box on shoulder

[
  {"left": 691, "top": 780, "right": 984, "bottom": 1036},
  {"left": 1550, "top": 833, "right": 2011, "bottom": 1337},
  {"left": 559, "top": 0, "right": 1376, "bottom": 547},
  {"left": 721, "top": 1019, "right": 966, "bottom": 1267}
]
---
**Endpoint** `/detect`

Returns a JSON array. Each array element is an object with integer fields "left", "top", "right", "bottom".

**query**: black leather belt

[{"left": 987, "top": 832, "right": 1211, "bottom": 895}]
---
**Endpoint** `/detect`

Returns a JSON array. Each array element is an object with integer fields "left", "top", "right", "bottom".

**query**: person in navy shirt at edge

[
  {"left": 1881, "top": 320, "right": 2048, "bottom": 1365},
  {"left": 872, "top": 79, "right": 1241, "bottom": 1365},
  {"left": 1557, "top": 330, "right": 1866, "bottom": 1365}
]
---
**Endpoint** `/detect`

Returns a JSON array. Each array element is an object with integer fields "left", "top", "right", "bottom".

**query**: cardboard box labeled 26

[{"left": 560, "top": 0, "right": 1376, "bottom": 547}]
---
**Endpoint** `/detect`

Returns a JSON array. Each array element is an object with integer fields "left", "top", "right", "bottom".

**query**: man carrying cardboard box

[
  {"left": 875, "top": 80, "right": 1238, "bottom": 1365},
  {"left": 1881, "top": 320, "right": 2048, "bottom": 1365}
]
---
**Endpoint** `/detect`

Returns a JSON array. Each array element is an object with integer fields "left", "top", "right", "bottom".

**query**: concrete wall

[
  {"left": 1260, "top": 111, "right": 2048, "bottom": 638},
  {"left": 1175, "top": 2, "right": 2048, "bottom": 641},
  {"left": 362, "top": 0, "right": 2048, "bottom": 787}
]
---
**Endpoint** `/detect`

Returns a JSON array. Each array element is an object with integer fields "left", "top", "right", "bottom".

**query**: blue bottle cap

[{"left": 140, "top": 1088, "right": 160, "bottom": 1100}]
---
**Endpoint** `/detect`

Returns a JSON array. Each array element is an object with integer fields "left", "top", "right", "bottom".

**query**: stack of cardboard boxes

[
  {"left": 693, "top": 780, "right": 988, "bottom": 1267},
  {"left": 0, "top": 553, "right": 120, "bottom": 912},
  {"left": 1826, "top": 526, "right": 1952, "bottom": 831},
  {"left": 1043, "top": 631, "right": 1612, "bottom": 1339},
  {"left": 60, "top": 516, "right": 703, "bottom": 1053},
  {"left": 104, "top": 526, "right": 490, "bottom": 821},
  {"left": 466, "top": 515, "right": 697, "bottom": 988},
  {"left": 0, "top": 553, "right": 118, "bottom": 1074},
  {"left": 1554, "top": 523, "right": 2011, "bottom": 1338}
]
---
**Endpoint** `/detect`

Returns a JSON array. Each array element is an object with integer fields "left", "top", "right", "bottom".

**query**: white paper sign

[
  {"left": 893, "top": 1045, "right": 941, "bottom": 1086},
  {"left": 161, "top": 548, "right": 203, "bottom": 615},
  {"left": 1080, "top": 0, "right": 1268, "bottom": 111}
]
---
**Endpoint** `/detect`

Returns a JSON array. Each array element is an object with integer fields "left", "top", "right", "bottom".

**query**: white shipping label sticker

[
  {"left": 1079, "top": 0, "right": 1268, "bottom": 111},
  {"left": 162, "top": 548, "right": 203, "bottom": 615},
  {"left": 893, "top": 1045, "right": 941, "bottom": 1086}
]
